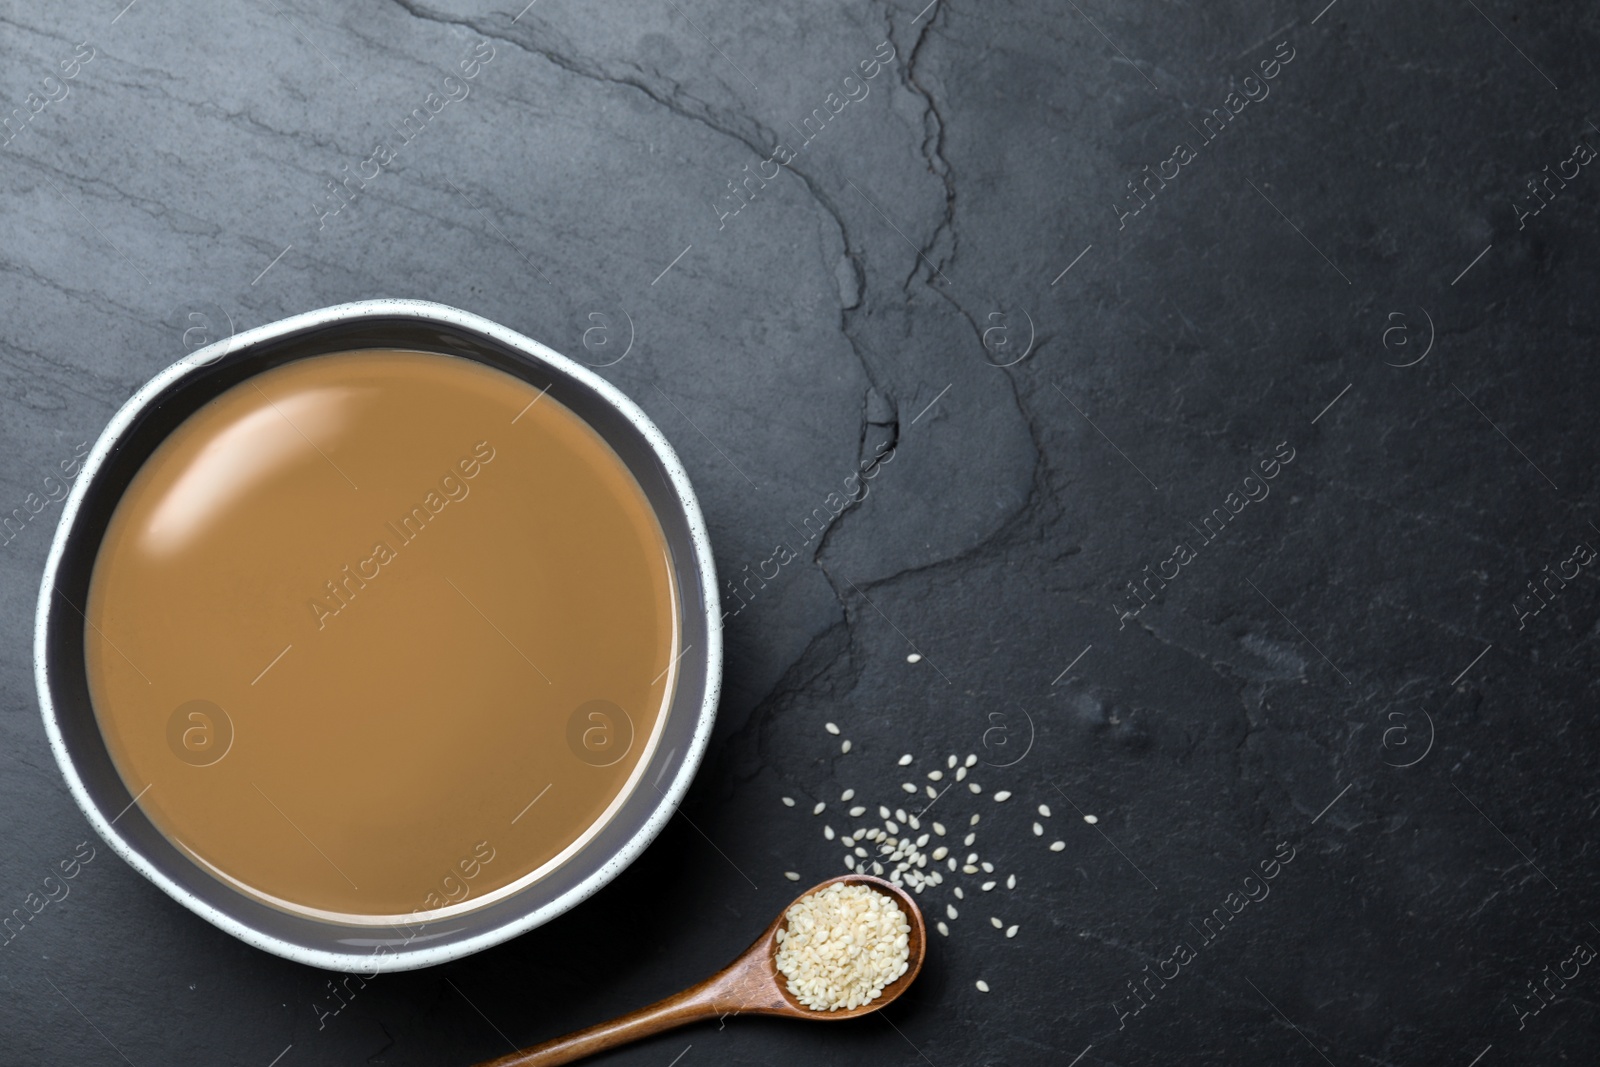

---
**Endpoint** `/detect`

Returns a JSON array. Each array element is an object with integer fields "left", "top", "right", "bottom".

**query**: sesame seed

[
  {"left": 975, "top": 980, "right": 990, "bottom": 993},
  {"left": 928, "top": 770, "right": 943, "bottom": 781},
  {"left": 965, "top": 852, "right": 978, "bottom": 864},
  {"left": 981, "top": 862, "right": 993, "bottom": 872},
  {"left": 902, "top": 783, "right": 917, "bottom": 793},
  {"left": 813, "top": 802, "right": 825, "bottom": 815},
  {"left": 844, "top": 855, "right": 855, "bottom": 869},
  {"left": 933, "top": 822, "right": 946, "bottom": 835},
  {"left": 990, "top": 916, "right": 1002, "bottom": 928},
  {"left": 824, "top": 826, "right": 835, "bottom": 840},
  {"left": 785, "top": 871, "right": 801, "bottom": 881},
  {"left": 879, "top": 806, "right": 891, "bottom": 819},
  {"left": 1049, "top": 840, "right": 1065, "bottom": 851},
  {"left": 916, "top": 833, "right": 930, "bottom": 847},
  {"left": 955, "top": 766, "right": 967, "bottom": 781},
  {"left": 841, "top": 789, "right": 855, "bottom": 801},
  {"left": 969, "top": 783, "right": 982, "bottom": 794},
  {"left": 970, "top": 814, "right": 980, "bottom": 826},
  {"left": 782, "top": 797, "right": 796, "bottom": 807},
  {"left": 849, "top": 805, "right": 866, "bottom": 817},
  {"left": 898, "top": 754, "right": 914, "bottom": 766},
  {"left": 1006, "top": 925, "right": 1018, "bottom": 938},
  {"left": 1006, "top": 874, "right": 1016, "bottom": 889},
  {"left": 907, "top": 653, "right": 922, "bottom": 663},
  {"left": 962, "top": 865, "right": 979, "bottom": 874},
  {"left": 947, "top": 858, "right": 957, "bottom": 871},
  {"left": 947, "top": 755, "right": 957, "bottom": 769},
  {"left": 855, "top": 847, "right": 869, "bottom": 858},
  {"left": 965, "top": 754, "right": 977, "bottom": 767},
  {"left": 1033, "top": 822, "right": 1043, "bottom": 836},
  {"left": 871, "top": 862, "right": 884, "bottom": 875},
  {"left": 841, "top": 740, "right": 852, "bottom": 753},
  {"left": 825, "top": 722, "right": 840, "bottom": 735},
  {"left": 937, "top": 921, "right": 949, "bottom": 936},
  {"left": 946, "top": 904, "right": 958, "bottom": 919},
  {"left": 885, "top": 820, "right": 899, "bottom": 834},
  {"left": 896, "top": 809, "right": 907, "bottom": 822},
  {"left": 932, "top": 846, "right": 949, "bottom": 860},
  {"left": 954, "top": 887, "right": 964, "bottom": 900},
  {"left": 907, "top": 815, "right": 920, "bottom": 830},
  {"left": 981, "top": 881, "right": 995, "bottom": 891},
  {"left": 1083, "top": 814, "right": 1099, "bottom": 824},
  {"left": 993, "top": 790, "right": 1012, "bottom": 802},
  {"left": 1038, "top": 804, "right": 1052, "bottom": 817},
  {"left": 964, "top": 833, "right": 976, "bottom": 846}
]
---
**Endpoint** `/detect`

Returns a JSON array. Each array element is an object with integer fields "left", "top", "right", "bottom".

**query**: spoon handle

[{"left": 472, "top": 982, "right": 725, "bottom": 1067}]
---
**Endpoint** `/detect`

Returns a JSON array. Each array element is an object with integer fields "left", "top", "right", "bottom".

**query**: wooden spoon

[{"left": 471, "top": 874, "right": 927, "bottom": 1067}]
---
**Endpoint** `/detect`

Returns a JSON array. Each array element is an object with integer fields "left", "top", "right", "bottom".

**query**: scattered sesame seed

[
  {"left": 885, "top": 820, "right": 899, "bottom": 834},
  {"left": 898, "top": 754, "right": 914, "bottom": 766},
  {"left": 871, "top": 862, "right": 884, "bottom": 875},
  {"left": 849, "top": 805, "right": 866, "bottom": 817},
  {"left": 981, "top": 862, "right": 994, "bottom": 873},
  {"left": 937, "top": 921, "right": 949, "bottom": 936},
  {"left": 785, "top": 871, "right": 801, "bottom": 881},
  {"left": 855, "top": 847, "right": 869, "bottom": 858},
  {"left": 896, "top": 809, "right": 908, "bottom": 822},
  {"left": 1083, "top": 814, "right": 1099, "bottom": 824},
  {"left": 969, "top": 783, "right": 982, "bottom": 794},
  {"left": 964, "top": 833, "right": 976, "bottom": 846},
  {"left": 1033, "top": 822, "right": 1043, "bottom": 836},
  {"left": 916, "top": 834, "right": 930, "bottom": 847},
  {"left": 970, "top": 814, "right": 980, "bottom": 826},
  {"left": 879, "top": 806, "right": 892, "bottom": 819},
  {"left": 993, "top": 790, "right": 1012, "bottom": 802},
  {"left": 1006, "top": 874, "right": 1016, "bottom": 889},
  {"left": 908, "top": 815, "right": 921, "bottom": 830},
  {"left": 1006, "top": 925, "right": 1018, "bottom": 938},
  {"left": 962, "top": 865, "right": 979, "bottom": 874},
  {"left": 841, "top": 740, "right": 852, "bottom": 754},
  {"left": 954, "top": 887, "right": 964, "bottom": 900},
  {"left": 841, "top": 789, "right": 855, "bottom": 801},
  {"left": 964, "top": 754, "right": 977, "bottom": 767},
  {"left": 813, "top": 802, "right": 825, "bottom": 815},
  {"left": 947, "top": 858, "right": 957, "bottom": 871},
  {"left": 782, "top": 797, "right": 796, "bottom": 807},
  {"left": 933, "top": 822, "right": 946, "bottom": 835},
  {"left": 927, "top": 770, "right": 943, "bottom": 781},
  {"left": 845, "top": 855, "right": 856, "bottom": 869},
  {"left": 902, "top": 783, "right": 917, "bottom": 793},
  {"left": 955, "top": 767, "right": 967, "bottom": 782},
  {"left": 981, "top": 881, "right": 996, "bottom": 891},
  {"left": 946, "top": 904, "right": 958, "bottom": 920},
  {"left": 975, "top": 980, "right": 990, "bottom": 993},
  {"left": 990, "top": 916, "right": 1002, "bottom": 929},
  {"left": 932, "top": 846, "right": 949, "bottom": 860},
  {"left": 1049, "top": 841, "right": 1065, "bottom": 851},
  {"left": 946, "top": 754, "right": 958, "bottom": 769},
  {"left": 907, "top": 653, "right": 922, "bottom": 663},
  {"left": 1038, "top": 804, "right": 1052, "bottom": 817},
  {"left": 824, "top": 826, "right": 835, "bottom": 840},
  {"left": 825, "top": 722, "right": 840, "bottom": 735}
]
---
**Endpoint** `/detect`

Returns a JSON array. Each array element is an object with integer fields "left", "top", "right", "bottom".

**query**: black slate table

[{"left": 2, "top": 1, "right": 1598, "bottom": 1064}]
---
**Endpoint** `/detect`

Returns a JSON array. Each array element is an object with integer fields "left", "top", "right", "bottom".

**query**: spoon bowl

[{"left": 475, "top": 874, "right": 926, "bottom": 1066}]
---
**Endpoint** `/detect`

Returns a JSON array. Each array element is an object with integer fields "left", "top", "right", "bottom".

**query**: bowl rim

[{"left": 32, "top": 298, "right": 722, "bottom": 972}]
